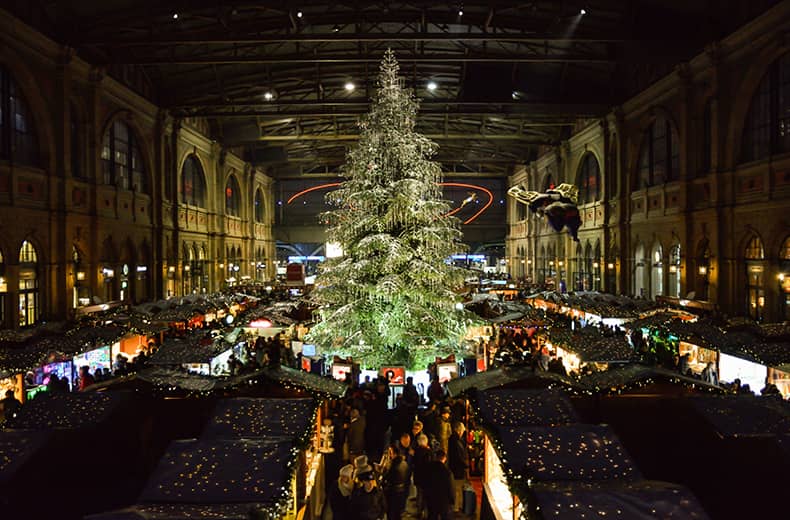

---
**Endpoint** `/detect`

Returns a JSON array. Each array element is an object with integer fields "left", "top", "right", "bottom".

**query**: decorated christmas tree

[{"left": 307, "top": 50, "right": 473, "bottom": 369}]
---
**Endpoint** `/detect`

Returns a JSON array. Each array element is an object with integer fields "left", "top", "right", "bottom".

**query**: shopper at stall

[
  {"left": 448, "top": 421, "right": 469, "bottom": 512},
  {"left": 701, "top": 362, "right": 718, "bottom": 386},
  {"left": 328, "top": 464, "right": 355, "bottom": 519},
  {"left": 427, "top": 375, "right": 444, "bottom": 404},
  {"left": 401, "top": 376, "right": 420, "bottom": 411},
  {"left": 78, "top": 365, "right": 95, "bottom": 391},
  {"left": 424, "top": 450, "right": 454, "bottom": 520},
  {"left": 1, "top": 389, "right": 21, "bottom": 420},
  {"left": 351, "top": 464, "right": 387, "bottom": 520},
  {"left": 383, "top": 443, "right": 411, "bottom": 520}
]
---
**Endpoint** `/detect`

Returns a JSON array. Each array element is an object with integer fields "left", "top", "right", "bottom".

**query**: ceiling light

[
  {"left": 264, "top": 92, "right": 273, "bottom": 101},
  {"left": 580, "top": 8, "right": 586, "bottom": 15},
  {"left": 172, "top": 13, "right": 179, "bottom": 19},
  {"left": 458, "top": 9, "right": 464, "bottom": 16},
  {"left": 296, "top": 10, "right": 303, "bottom": 18},
  {"left": 512, "top": 91, "right": 520, "bottom": 100},
  {"left": 345, "top": 82, "right": 355, "bottom": 91},
  {"left": 427, "top": 81, "right": 437, "bottom": 91},
  {"left": 332, "top": 25, "right": 340, "bottom": 32}
]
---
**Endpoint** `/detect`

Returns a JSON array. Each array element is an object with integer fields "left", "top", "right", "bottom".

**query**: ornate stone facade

[
  {"left": 507, "top": 2, "right": 790, "bottom": 322},
  {"left": 0, "top": 12, "right": 275, "bottom": 328}
]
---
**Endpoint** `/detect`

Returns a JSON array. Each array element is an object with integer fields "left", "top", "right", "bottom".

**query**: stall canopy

[
  {"left": 256, "top": 365, "right": 347, "bottom": 398},
  {"left": 547, "top": 327, "right": 635, "bottom": 363},
  {"left": 147, "top": 334, "right": 230, "bottom": 365},
  {"left": 446, "top": 365, "right": 575, "bottom": 397},
  {"left": 688, "top": 396, "right": 790, "bottom": 437},
  {"left": 497, "top": 424, "right": 642, "bottom": 483},
  {"left": 4, "top": 392, "right": 127, "bottom": 430},
  {"left": 137, "top": 438, "right": 295, "bottom": 515},
  {"left": 528, "top": 481, "right": 710, "bottom": 520},
  {"left": 204, "top": 397, "right": 317, "bottom": 441},
  {"left": 474, "top": 389, "right": 579, "bottom": 428},
  {"left": 0, "top": 430, "right": 50, "bottom": 485}
]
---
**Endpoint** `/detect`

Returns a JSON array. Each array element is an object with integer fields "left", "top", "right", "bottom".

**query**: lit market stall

[
  {"left": 203, "top": 397, "right": 325, "bottom": 519},
  {"left": 88, "top": 438, "right": 299, "bottom": 520},
  {"left": 146, "top": 332, "right": 240, "bottom": 376}
]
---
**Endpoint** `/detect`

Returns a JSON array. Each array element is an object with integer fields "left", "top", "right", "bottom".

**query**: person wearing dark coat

[
  {"left": 412, "top": 433, "right": 432, "bottom": 515},
  {"left": 382, "top": 443, "right": 412, "bottom": 520},
  {"left": 347, "top": 407, "right": 367, "bottom": 462},
  {"left": 424, "top": 450, "right": 454, "bottom": 520},
  {"left": 351, "top": 468, "right": 387, "bottom": 520},
  {"left": 448, "top": 422, "right": 469, "bottom": 512}
]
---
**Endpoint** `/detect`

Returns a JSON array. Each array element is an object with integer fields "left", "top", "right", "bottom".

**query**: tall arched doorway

[
  {"left": 18, "top": 240, "right": 39, "bottom": 327},
  {"left": 651, "top": 243, "right": 663, "bottom": 298},
  {"left": 668, "top": 244, "right": 681, "bottom": 297},
  {"left": 745, "top": 235, "right": 765, "bottom": 321},
  {"left": 780, "top": 237, "right": 790, "bottom": 321},
  {"left": 634, "top": 243, "right": 647, "bottom": 298}
]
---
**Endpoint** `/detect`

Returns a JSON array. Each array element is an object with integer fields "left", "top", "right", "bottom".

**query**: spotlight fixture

[
  {"left": 264, "top": 91, "right": 273, "bottom": 101},
  {"left": 580, "top": 8, "right": 586, "bottom": 15},
  {"left": 332, "top": 25, "right": 340, "bottom": 32},
  {"left": 172, "top": 13, "right": 179, "bottom": 19},
  {"left": 345, "top": 82, "right": 355, "bottom": 91},
  {"left": 427, "top": 81, "right": 437, "bottom": 91},
  {"left": 296, "top": 10, "right": 303, "bottom": 18},
  {"left": 458, "top": 9, "right": 464, "bottom": 16},
  {"left": 512, "top": 91, "right": 519, "bottom": 100}
]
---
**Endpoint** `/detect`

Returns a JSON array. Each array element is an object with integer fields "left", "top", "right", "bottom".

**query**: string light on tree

[{"left": 307, "top": 49, "right": 474, "bottom": 368}]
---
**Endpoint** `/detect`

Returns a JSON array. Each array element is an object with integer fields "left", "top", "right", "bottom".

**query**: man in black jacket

[
  {"left": 424, "top": 450, "right": 454, "bottom": 520},
  {"left": 448, "top": 421, "right": 469, "bottom": 512},
  {"left": 352, "top": 466, "right": 387, "bottom": 520},
  {"left": 383, "top": 443, "right": 412, "bottom": 520}
]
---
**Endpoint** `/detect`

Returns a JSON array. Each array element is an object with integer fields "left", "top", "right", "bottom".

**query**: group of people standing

[{"left": 325, "top": 376, "right": 473, "bottom": 520}]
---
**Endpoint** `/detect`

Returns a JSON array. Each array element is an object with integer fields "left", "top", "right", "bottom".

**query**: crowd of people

[{"left": 323, "top": 375, "right": 474, "bottom": 520}]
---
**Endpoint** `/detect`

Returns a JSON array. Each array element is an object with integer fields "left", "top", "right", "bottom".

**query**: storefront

[
  {"left": 483, "top": 433, "right": 523, "bottom": 520},
  {"left": 767, "top": 367, "right": 790, "bottom": 398},
  {"left": 718, "top": 352, "right": 767, "bottom": 391},
  {"left": 678, "top": 341, "right": 718, "bottom": 375}
]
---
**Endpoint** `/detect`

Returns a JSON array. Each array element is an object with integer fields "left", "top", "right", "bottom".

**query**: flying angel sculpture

[{"left": 507, "top": 183, "right": 582, "bottom": 242}]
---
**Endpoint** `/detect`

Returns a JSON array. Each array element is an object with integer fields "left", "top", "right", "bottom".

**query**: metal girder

[
  {"left": 82, "top": 32, "right": 628, "bottom": 46},
  {"left": 121, "top": 52, "right": 613, "bottom": 65},
  {"left": 172, "top": 100, "right": 608, "bottom": 116},
  {"left": 252, "top": 134, "right": 553, "bottom": 142}
]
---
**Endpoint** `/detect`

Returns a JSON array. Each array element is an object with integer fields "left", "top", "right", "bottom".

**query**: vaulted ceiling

[{"left": 6, "top": 0, "right": 780, "bottom": 178}]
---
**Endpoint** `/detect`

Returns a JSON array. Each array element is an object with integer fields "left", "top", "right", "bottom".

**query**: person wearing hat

[
  {"left": 328, "top": 464, "right": 354, "bottom": 519},
  {"left": 351, "top": 461, "right": 386, "bottom": 520}
]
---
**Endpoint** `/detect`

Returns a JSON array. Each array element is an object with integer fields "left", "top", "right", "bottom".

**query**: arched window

[
  {"left": 181, "top": 154, "right": 207, "bottom": 207},
  {"left": 780, "top": 237, "right": 790, "bottom": 321},
  {"left": 651, "top": 243, "right": 663, "bottom": 298},
  {"left": 576, "top": 153, "right": 600, "bottom": 204},
  {"left": 668, "top": 244, "right": 681, "bottom": 298},
  {"left": 741, "top": 53, "right": 790, "bottom": 163},
  {"left": 101, "top": 119, "right": 147, "bottom": 191},
  {"left": 593, "top": 242, "right": 602, "bottom": 292},
  {"left": 225, "top": 174, "right": 241, "bottom": 217},
  {"left": 18, "top": 240, "right": 39, "bottom": 327},
  {"left": 745, "top": 235, "right": 765, "bottom": 321},
  {"left": 0, "top": 65, "right": 39, "bottom": 166},
  {"left": 634, "top": 243, "right": 647, "bottom": 298},
  {"left": 254, "top": 188, "right": 265, "bottom": 223},
  {"left": 637, "top": 115, "right": 680, "bottom": 189},
  {"left": 0, "top": 249, "right": 6, "bottom": 326}
]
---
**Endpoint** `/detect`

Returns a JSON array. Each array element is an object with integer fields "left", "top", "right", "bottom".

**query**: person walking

[
  {"left": 424, "top": 450, "right": 454, "bottom": 520},
  {"left": 327, "top": 464, "right": 354, "bottom": 519},
  {"left": 382, "top": 443, "right": 411, "bottom": 520},
  {"left": 347, "top": 407, "right": 367, "bottom": 463}
]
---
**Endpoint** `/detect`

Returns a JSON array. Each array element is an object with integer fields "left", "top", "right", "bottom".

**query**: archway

[
  {"left": 651, "top": 242, "right": 663, "bottom": 298},
  {"left": 634, "top": 243, "right": 647, "bottom": 298},
  {"left": 744, "top": 235, "right": 765, "bottom": 321},
  {"left": 18, "top": 240, "right": 39, "bottom": 326}
]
